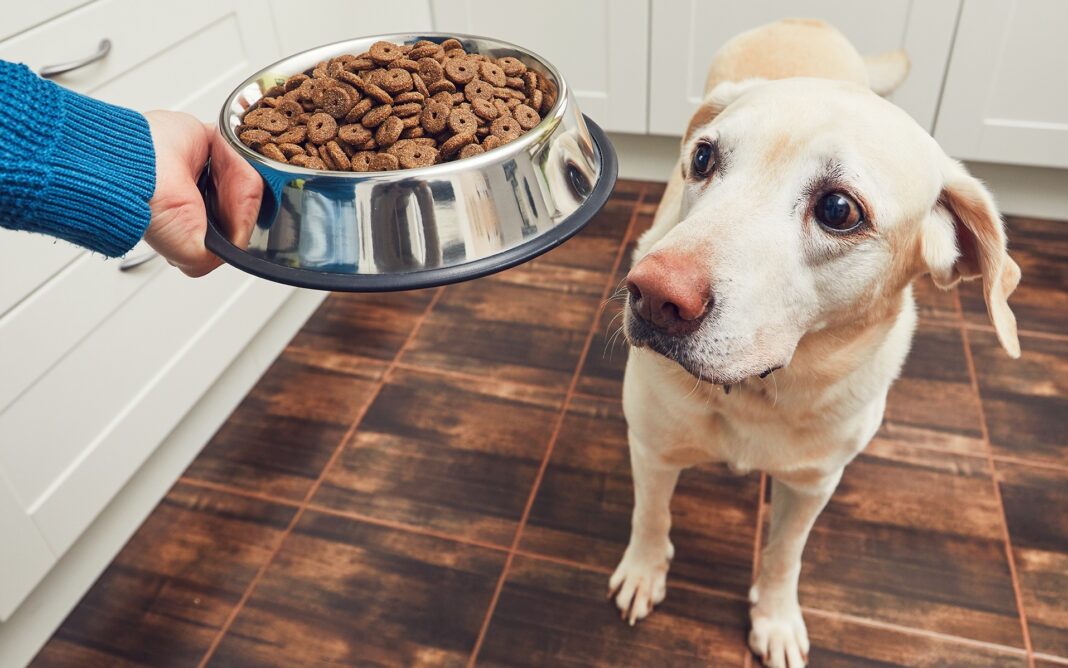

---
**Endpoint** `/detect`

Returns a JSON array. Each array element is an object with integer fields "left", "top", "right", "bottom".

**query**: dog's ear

[
  {"left": 864, "top": 49, "right": 910, "bottom": 96},
  {"left": 922, "top": 159, "right": 1021, "bottom": 357},
  {"left": 683, "top": 78, "right": 765, "bottom": 146}
]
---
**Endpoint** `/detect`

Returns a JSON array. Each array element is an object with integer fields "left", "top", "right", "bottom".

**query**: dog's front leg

[
  {"left": 609, "top": 433, "right": 681, "bottom": 625},
  {"left": 749, "top": 471, "right": 841, "bottom": 668}
]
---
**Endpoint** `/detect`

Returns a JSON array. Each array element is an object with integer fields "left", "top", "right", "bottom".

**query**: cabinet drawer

[
  {"left": 0, "top": 0, "right": 278, "bottom": 120},
  {"left": 0, "top": 266, "right": 293, "bottom": 555},
  {"left": 0, "top": 242, "right": 164, "bottom": 414},
  {"left": 4, "top": 1, "right": 91, "bottom": 42},
  {"left": 0, "top": 231, "right": 83, "bottom": 319}
]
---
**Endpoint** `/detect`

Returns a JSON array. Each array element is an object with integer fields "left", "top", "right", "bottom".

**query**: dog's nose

[{"left": 626, "top": 253, "right": 713, "bottom": 335}]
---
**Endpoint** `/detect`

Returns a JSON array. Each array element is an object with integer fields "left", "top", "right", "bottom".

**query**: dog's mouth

[{"left": 625, "top": 310, "right": 781, "bottom": 390}]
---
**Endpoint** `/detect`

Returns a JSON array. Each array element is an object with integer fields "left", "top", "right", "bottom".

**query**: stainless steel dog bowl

[{"left": 201, "top": 33, "right": 617, "bottom": 291}]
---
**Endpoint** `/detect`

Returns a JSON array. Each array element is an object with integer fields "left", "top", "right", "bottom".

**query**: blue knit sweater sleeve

[{"left": 0, "top": 61, "right": 156, "bottom": 257}]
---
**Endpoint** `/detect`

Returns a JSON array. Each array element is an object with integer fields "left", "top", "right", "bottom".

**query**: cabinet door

[
  {"left": 430, "top": 0, "right": 650, "bottom": 134},
  {"left": 935, "top": 0, "right": 1068, "bottom": 169},
  {"left": 648, "top": 0, "right": 959, "bottom": 136},
  {"left": 270, "top": 0, "right": 434, "bottom": 54},
  {"left": 0, "top": 473, "right": 55, "bottom": 621}
]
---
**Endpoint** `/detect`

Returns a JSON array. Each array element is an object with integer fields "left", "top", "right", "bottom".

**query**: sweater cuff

[
  {"left": 35, "top": 91, "right": 157, "bottom": 256},
  {"left": 0, "top": 64, "right": 157, "bottom": 258}
]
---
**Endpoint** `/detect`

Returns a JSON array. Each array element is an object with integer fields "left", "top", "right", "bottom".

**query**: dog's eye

[
  {"left": 814, "top": 192, "right": 864, "bottom": 232},
  {"left": 690, "top": 142, "right": 715, "bottom": 178}
]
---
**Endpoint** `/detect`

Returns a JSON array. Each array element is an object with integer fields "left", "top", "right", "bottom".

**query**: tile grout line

[
  {"left": 466, "top": 184, "right": 649, "bottom": 667},
  {"left": 959, "top": 322, "right": 1035, "bottom": 667},
  {"left": 195, "top": 287, "right": 445, "bottom": 668},
  {"left": 176, "top": 473, "right": 1052, "bottom": 663}
]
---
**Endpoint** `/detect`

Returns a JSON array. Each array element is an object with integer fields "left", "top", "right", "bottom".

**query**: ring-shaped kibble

[
  {"left": 479, "top": 61, "right": 506, "bottom": 87},
  {"left": 274, "top": 125, "right": 307, "bottom": 144},
  {"left": 448, "top": 107, "right": 478, "bottom": 134},
  {"left": 481, "top": 135, "right": 502, "bottom": 151},
  {"left": 338, "top": 123, "right": 372, "bottom": 146},
  {"left": 496, "top": 56, "right": 526, "bottom": 77},
  {"left": 417, "top": 58, "right": 444, "bottom": 84},
  {"left": 389, "top": 58, "right": 420, "bottom": 72},
  {"left": 370, "top": 153, "right": 399, "bottom": 171},
  {"left": 361, "top": 104, "right": 393, "bottom": 128},
  {"left": 444, "top": 58, "right": 476, "bottom": 85},
  {"left": 472, "top": 98, "right": 499, "bottom": 121},
  {"left": 440, "top": 132, "right": 476, "bottom": 158},
  {"left": 531, "top": 88, "right": 545, "bottom": 113},
  {"left": 395, "top": 141, "right": 440, "bottom": 168},
  {"left": 350, "top": 151, "right": 375, "bottom": 172},
  {"left": 284, "top": 73, "right": 309, "bottom": 91},
  {"left": 276, "top": 98, "right": 303, "bottom": 121},
  {"left": 382, "top": 69, "right": 414, "bottom": 93},
  {"left": 464, "top": 79, "right": 494, "bottom": 103},
  {"left": 345, "top": 97, "right": 373, "bottom": 123},
  {"left": 375, "top": 116, "right": 404, "bottom": 147},
  {"left": 428, "top": 79, "right": 456, "bottom": 95},
  {"left": 363, "top": 83, "right": 393, "bottom": 105},
  {"left": 278, "top": 143, "right": 305, "bottom": 158},
  {"left": 412, "top": 72, "right": 429, "bottom": 98},
  {"left": 325, "top": 140, "right": 351, "bottom": 170},
  {"left": 369, "top": 40, "right": 403, "bottom": 64},
  {"left": 238, "top": 128, "right": 272, "bottom": 146},
  {"left": 490, "top": 116, "right": 520, "bottom": 140},
  {"left": 245, "top": 108, "right": 289, "bottom": 133},
  {"left": 258, "top": 143, "right": 288, "bottom": 163},
  {"left": 420, "top": 101, "right": 449, "bottom": 134},
  {"left": 395, "top": 91, "right": 424, "bottom": 104},
  {"left": 458, "top": 143, "right": 485, "bottom": 160},
  {"left": 513, "top": 104, "right": 541, "bottom": 130},
  {"left": 393, "top": 102, "right": 423, "bottom": 118},
  {"left": 440, "top": 38, "right": 464, "bottom": 51},
  {"left": 306, "top": 112, "right": 338, "bottom": 144},
  {"left": 320, "top": 86, "right": 354, "bottom": 119}
]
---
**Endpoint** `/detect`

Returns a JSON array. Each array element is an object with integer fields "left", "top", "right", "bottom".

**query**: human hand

[{"left": 143, "top": 110, "right": 262, "bottom": 277}]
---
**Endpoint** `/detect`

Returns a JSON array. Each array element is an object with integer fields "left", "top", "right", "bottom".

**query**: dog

[{"left": 610, "top": 19, "right": 1021, "bottom": 668}]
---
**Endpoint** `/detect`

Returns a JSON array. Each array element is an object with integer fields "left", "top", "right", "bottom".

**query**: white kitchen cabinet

[
  {"left": 0, "top": 0, "right": 313, "bottom": 625},
  {"left": 648, "top": 0, "right": 960, "bottom": 135},
  {"left": 935, "top": 0, "right": 1068, "bottom": 169},
  {"left": 0, "top": 0, "right": 280, "bottom": 122},
  {"left": 270, "top": 0, "right": 434, "bottom": 54},
  {"left": 429, "top": 0, "right": 650, "bottom": 134}
]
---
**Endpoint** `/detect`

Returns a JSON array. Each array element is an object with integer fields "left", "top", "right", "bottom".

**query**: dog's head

[{"left": 624, "top": 78, "right": 1021, "bottom": 385}]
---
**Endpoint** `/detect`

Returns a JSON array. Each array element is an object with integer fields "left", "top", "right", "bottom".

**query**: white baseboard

[
  {"left": 0, "top": 288, "right": 325, "bottom": 668},
  {"left": 608, "top": 132, "right": 1068, "bottom": 221}
]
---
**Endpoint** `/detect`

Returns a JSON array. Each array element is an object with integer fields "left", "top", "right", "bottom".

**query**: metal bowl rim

[{"left": 220, "top": 32, "right": 571, "bottom": 179}]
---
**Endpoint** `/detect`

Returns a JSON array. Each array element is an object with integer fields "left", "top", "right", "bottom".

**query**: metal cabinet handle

[
  {"left": 40, "top": 39, "right": 112, "bottom": 78},
  {"left": 119, "top": 249, "right": 159, "bottom": 271}
]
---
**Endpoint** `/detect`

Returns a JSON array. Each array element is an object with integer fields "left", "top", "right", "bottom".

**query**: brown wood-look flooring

[{"left": 32, "top": 181, "right": 1067, "bottom": 667}]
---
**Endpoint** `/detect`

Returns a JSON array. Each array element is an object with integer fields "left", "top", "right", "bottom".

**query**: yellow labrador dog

[{"left": 611, "top": 19, "right": 1021, "bottom": 668}]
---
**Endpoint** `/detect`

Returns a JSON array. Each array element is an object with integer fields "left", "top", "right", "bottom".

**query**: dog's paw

[
  {"left": 748, "top": 586, "right": 809, "bottom": 668},
  {"left": 607, "top": 541, "right": 673, "bottom": 626}
]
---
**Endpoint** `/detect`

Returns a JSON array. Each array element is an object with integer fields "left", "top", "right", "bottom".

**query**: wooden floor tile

[
  {"left": 806, "top": 614, "right": 1027, "bottom": 667},
  {"left": 400, "top": 276, "right": 603, "bottom": 390},
  {"left": 912, "top": 277, "right": 962, "bottom": 325},
  {"left": 312, "top": 367, "right": 564, "bottom": 545},
  {"left": 960, "top": 216, "right": 1068, "bottom": 337},
  {"left": 970, "top": 330, "right": 1068, "bottom": 466},
  {"left": 998, "top": 461, "right": 1068, "bottom": 658},
  {"left": 798, "top": 441, "right": 1024, "bottom": 647},
  {"left": 182, "top": 349, "right": 379, "bottom": 501},
  {"left": 476, "top": 555, "right": 750, "bottom": 667},
  {"left": 519, "top": 395, "right": 760, "bottom": 598},
  {"left": 31, "top": 484, "right": 294, "bottom": 668},
  {"left": 207, "top": 511, "right": 505, "bottom": 667},
  {"left": 877, "top": 324, "right": 987, "bottom": 455}
]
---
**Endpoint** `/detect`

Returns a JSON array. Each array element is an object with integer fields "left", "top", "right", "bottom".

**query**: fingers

[{"left": 209, "top": 127, "right": 263, "bottom": 249}]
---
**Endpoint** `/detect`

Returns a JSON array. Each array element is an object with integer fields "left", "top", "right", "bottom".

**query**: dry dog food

[{"left": 236, "top": 38, "right": 557, "bottom": 171}]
